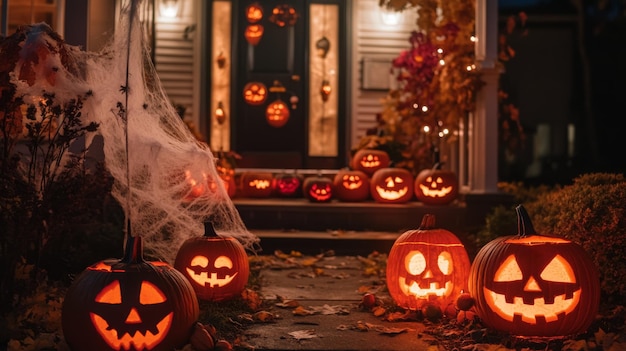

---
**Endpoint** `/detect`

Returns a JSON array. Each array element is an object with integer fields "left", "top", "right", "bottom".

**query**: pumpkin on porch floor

[
  {"left": 414, "top": 164, "right": 458, "bottom": 205},
  {"left": 272, "top": 171, "right": 303, "bottom": 198},
  {"left": 386, "top": 214, "right": 471, "bottom": 312},
  {"left": 333, "top": 168, "right": 370, "bottom": 202},
  {"left": 468, "top": 205, "right": 600, "bottom": 337},
  {"left": 370, "top": 167, "right": 414, "bottom": 204},
  {"left": 351, "top": 149, "right": 390, "bottom": 176},
  {"left": 240, "top": 171, "right": 274, "bottom": 198},
  {"left": 62, "top": 234, "right": 199, "bottom": 351},
  {"left": 303, "top": 175, "right": 334, "bottom": 202},
  {"left": 174, "top": 222, "right": 250, "bottom": 302}
]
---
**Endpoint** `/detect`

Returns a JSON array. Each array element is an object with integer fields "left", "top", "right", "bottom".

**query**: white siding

[{"left": 349, "top": 0, "right": 417, "bottom": 149}]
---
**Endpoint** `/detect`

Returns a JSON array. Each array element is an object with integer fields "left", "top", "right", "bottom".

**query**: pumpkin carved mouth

[
  {"left": 398, "top": 277, "right": 453, "bottom": 298},
  {"left": 418, "top": 184, "right": 452, "bottom": 197},
  {"left": 483, "top": 287, "right": 581, "bottom": 323},
  {"left": 90, "top": 312, "right": 173, "bottom": 350},
  {"left": 186, "top": 268, "right": 238, "bottom": 287},
  {"left": 375, "top": 186, "right": 408, "bottom": 199}
]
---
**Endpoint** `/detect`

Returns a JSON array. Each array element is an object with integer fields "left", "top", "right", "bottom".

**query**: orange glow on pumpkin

[
  {"left": 243, "top": 82, "right": 267, "bottom": 105},
  {"left": 265, "top": 100, "right": 290, "bottom": 127}
]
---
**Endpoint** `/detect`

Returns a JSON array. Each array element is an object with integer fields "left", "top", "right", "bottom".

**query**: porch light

[
  {"left": 215, "top": 101, "right": 226, "bottom": 125},
  {"left": 320, "top": 80, "right": 331, "bottom": 102},
  {"left": 160, "top": 0, "right": 180, "bottom": 18},
  {"left": 380, "top": 7, "right": 402, "bottom": 26}
]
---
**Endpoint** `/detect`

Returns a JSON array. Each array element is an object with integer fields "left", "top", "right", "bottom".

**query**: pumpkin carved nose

[
  {"left": 423, "top": 269, "right": 433, "bottom": 279},
  {"left": 125, "top": 307, "right": 142, "bottom": 324},
  {"left": 524, "top": 276, "right": 541, "bottom": 292}
]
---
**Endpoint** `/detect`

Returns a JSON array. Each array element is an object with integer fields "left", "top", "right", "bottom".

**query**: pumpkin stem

[
  {"left": 203, "top": 221, "right": 219, "bottom": 238},
  {"left": 516, "top": 204, "right": 537, "bottom": 237},
  {"left": 121, "top": 233, "right": 144, "bottom": 264},
  {"left": 419, "top": 214, "right": 436, "bottom": 230}
]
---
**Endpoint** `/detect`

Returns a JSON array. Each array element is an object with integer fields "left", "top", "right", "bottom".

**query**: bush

[{"left": 526, "top": 173, "right": 626, "bottom": 303}]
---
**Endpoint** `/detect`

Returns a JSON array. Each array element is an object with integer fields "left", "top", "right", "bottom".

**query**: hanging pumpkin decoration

[
  {"left": 62, "top": 234, "right": 199, "bottom": 351},
  {"left": 468, "top": 205, "right": 600, "bottom": 337},
  {"left": 315, "top": 36, "right": 330, "bottom": 58},
  {"left": 245, "top": 2, "right": 263, "bottom": 23},
  {"left": 333, "top": 168, "right": 370, "bottom": 202},
  {"left": 414, "top": 164, "right": 459, "bottom": 205},
  {"left": 351, "top": 149, "right": 390, "bottom": 176},
  {"left": 243, "top": 82, "right": 267, "bottom": 105},
  {"left": 174, "top": 222, "right": 250, "bottom": 301},
  {"left": 386, "top": 214, "right": 471, "bottom": 312},
  {"left": 240, "top": 171, "right": 274, "bottom": 198},
  {"left": 244, "top": 24, "right": 264, "bottom": 46},
  {"left": 268, "top": 4, "right": 298, "bottom": 27},
  {"left": 370, "top": 167, "right": 414, "bottom": 204},
  {"left": 320, "top": 79, "right": 332, "bottom": 102},
  {"left": 303, "top": 175, "right": 334, "bottom": 202},
  {"left": 272, "top": 171, "right": 303, "bottom": 198},
  {"left": 265, "top": 99, "right": 290, "bottom": 128}
]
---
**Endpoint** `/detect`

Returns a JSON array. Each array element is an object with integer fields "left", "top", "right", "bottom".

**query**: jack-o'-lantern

[
  {"left": 240, "top": 171, "right": 274, "bottom": 198},
  {"left": 268, "top": 4, "right": 299, "bottom": 27},
  {"left": 174, "top": 222, "right": 250, "bottom": 301},
  {"left": 351, "top": 149, "right": 390, "bottom": 176},
  {"left": 303, "top": 175, "right": 334, "bottom": 202},
  {"left": 333, "top": 169, "right": 370, "bottom": 202},
  {"left": 414, "top": 164, "right": 458, "bottom": 205},
  {"left": 468, "top": 205, "right": 600, "bottom": 337},
  {"left": 62, "top": 234, "right": 199, "bottom": 351},
  {"left": 244, "top": 24, "right": 264, "bottom": 46},
  {"left": 265, "top": 99, "right": 290, "bottom": 128},
  {"left": 246, "top": 2, "right": 263, "bottom": 23},
  {"left": 370, "top": 167, "right": 414, "bottom": 204},
  {"left": 272, "top": 171, "right": 303, "bottom": 198},
  {"left": 386, "top": 214, "right": 471, "bottom": 311},
  {"left": 243, "top": 82, "right": 267, "bottom": 105},
  {"left": 216, "top": 166, "right": 236, "bottom": 198},
  {"left": 184, "top": 169, "right": 209, "bottom": 200}
]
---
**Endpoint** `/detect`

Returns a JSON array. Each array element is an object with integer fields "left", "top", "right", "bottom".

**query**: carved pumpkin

[
  {"left": 414, "top": 164, "right": 458, "bottom": 205},
  {"left": 240, "top": 172, "right": 274, "bottom": 198},
  {"left": 370, "top": 167, "right": 414, "bottom": 204},
  {"left": 243, "top": 82, "right": 267, "bottom": 105},
  {"left": 303, "top": 175, "right": 334, "bottom": 202},
  {"left": 174, "top": 222, "right": 250, "bottom": 301},
  {"left": 268, "top": 4, "right": 298, "bottom": 27},
  {"left": 244, "top": 24, "right": 264, "bottom": 46},
  {"left": 333, "top": 169, "right": 370, "bottom": 202},
  {"left": 272, "top": 171, "right": 303, "bottom": 198},
  {"left": 62, "top": 235, "right": 199, "bottom": 351},
  {"left": 351, "top": 149, "right": 391, "bottom": 176},
  {"left": 246, "top": 2, "right": 263, "bottom": 23},
  {"left": 386, "top": 214, "right": 471, "bottom": 312},
  {"left": 468, "top": 205, "right": 600, "bottom": 337},
  {"left": 265, "top": 99, "right": 290, "bottom": 128}
]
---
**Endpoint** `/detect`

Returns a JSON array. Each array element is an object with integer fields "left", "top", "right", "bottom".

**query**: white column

[{"left": 471, "top": 0, "right": 500, "bottom": 193}]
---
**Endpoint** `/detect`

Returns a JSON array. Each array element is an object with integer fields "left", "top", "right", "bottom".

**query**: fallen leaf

[
  {"left": 293, "top": 306, "right": 314, "bottom": 316},
  {"left": 288, "top": 329, "right": 318, "bottom": 340}
]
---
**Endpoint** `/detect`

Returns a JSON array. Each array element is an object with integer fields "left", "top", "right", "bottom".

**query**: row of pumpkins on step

[
  {"left": 238, "top": 167, "right": 458, "bottom": 206},
  {"left": 60, "top": 205, "right": 599, "bottom": 350}
]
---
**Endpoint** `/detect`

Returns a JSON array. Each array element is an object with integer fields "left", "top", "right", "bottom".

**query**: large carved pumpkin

[
  {"left": 62, "top": 235, "right": 199, "bottom": 351},
  {"left": 414, "top": 164, "right": 458, "bottom": 205},
  {"left": 174, "top": 222, "right": 250, "bottom": 301},
  {"left": 240, "top": 171, "right": 274, "bottom": 198},
  {"left": 386, "top": 214, "right": 471, "bottom": 312},
  {"left": 303, "top": 175, "right": 334, "bottom": 202},
  {"left": 351, "top": 149, "right": 390, "bottom": 176},
  {"left": 468, "top": 205, "right": 600, "bottom": 337},
  {"left": 370, "top": 167, "right": 414, "bottom": 204},
  {"left": 333, "top": 168, "right": 370, "bottom": 202}
]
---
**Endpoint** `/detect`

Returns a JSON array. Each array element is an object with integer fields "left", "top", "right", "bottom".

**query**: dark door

[{"left": 233, "top": 1, "right": 307, "bottom": 169}]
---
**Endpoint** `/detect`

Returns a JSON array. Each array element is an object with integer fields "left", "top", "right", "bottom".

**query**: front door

[{"left": 233, "top": 1, "right": 307, "bottom": 169}]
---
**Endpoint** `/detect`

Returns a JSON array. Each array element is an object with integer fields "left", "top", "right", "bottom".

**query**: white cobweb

[{"left": 8, "top": 0, "right": 259, "bottom": 263}]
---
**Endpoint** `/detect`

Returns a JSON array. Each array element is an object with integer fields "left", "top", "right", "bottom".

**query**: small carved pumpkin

[
  {"left": 174, "top": 222, "right": 250, "bottom": 301},
  {"left": 243, "top": 82, "right": 267, "bottom": 105},
  {"left": 370, "top": 167, "right": 414, "bottom": 204},
  {"left": 265, "top": 99, "right": 290, "bottom": 128},
  {"left": 386, "top": 214, "right": 471, "bottom": 311},
  {"left": 244, "top": 24, "right": 264, "bottom": 46},
  {"left": 414, "top": 164, "right": 458, "bottom": 205},
  {"left": 333, "top": 168, "right": 370, "bottom": 202},
  {"left": 468, "top": 205, "right": 600, "bottom": 337},
  {"left": 245, "top": 2, "right": 263, "bottom": 23},
  {"left": 62, "top": 235, "right": 199, "bottom": 351},
  {"left": 303, "top": 175, "right": 334, "bottom": 202},
  {"left": 240, "top": 172, "right": 274, "bottom": 198},
  {"left": 351, "top": 149, "right": 391, "bottom": 176},
  {"left": 272, "top": 171, "right": 303, "bottom": 198}
]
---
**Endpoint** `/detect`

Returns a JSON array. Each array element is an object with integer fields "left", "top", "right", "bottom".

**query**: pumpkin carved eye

[
  {"left": 438, "top": 251, "right": 453, "bottom": 275},
  {"left": 215, "top": 256, "right": 233, "bottom": 269},
  {"left": 406, "top": 251, "right": 426, "bottom": 275}
]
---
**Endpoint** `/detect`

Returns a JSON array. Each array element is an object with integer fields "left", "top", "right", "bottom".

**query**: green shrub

[{"left": 526, "top": 173, "right": 626, "bottom": 303}]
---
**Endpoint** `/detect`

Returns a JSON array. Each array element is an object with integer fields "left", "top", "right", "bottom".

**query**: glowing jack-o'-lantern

[
  {"left": 370, "top": 167, "right": 414, "bottom": 204},
  {"left": 303, "top": 175, "right": 334, "bottom": 202},
  {"left": 333, "top": 169, "right": 370, "bottom": 202},
  {"left": 386, "top": 214, "right": 471, "bottom": 311},
  {"left": 240, "top": 171, "right": 274, "bottom": 198},
  {"left": 351, "top": 149, "right": 390, "bottom": 176},
  {"left": 174, "top": 222, "right": 250, "bottom": 301},
  {"left": 265, "top": 99, "right": 290, "bottom": 127},
  {"left": 272, "top": 171, "right": 303, "bottom": 198},
  {"left": 244, "top": 24, "right": 264, "bottom": 46},
  {"left": 62, "top": 235, "right": 199, "bottom": 351},
  {"left": 246, "top": 2, "right": 263, "bottom": 23},
  {"left": 468, "top": 205, "right": 600, "bottom": 337},
  {"left": 243, "top": 82, "right": 268, "bottom": 105},
  {"left": 414, "top": 165, "right": 458, "bottom": 205}
]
